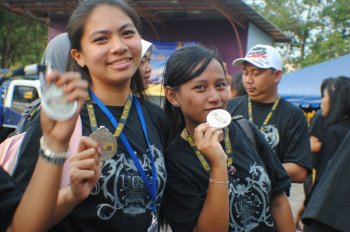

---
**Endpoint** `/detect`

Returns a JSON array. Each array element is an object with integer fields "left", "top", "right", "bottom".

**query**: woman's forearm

[
  {"left": 47, "top": 186, "right": 79, "bottom": 227},
  {"left": 8, "top": 157, "right": 64, "bottom": 232},
  {"left": 194, "top": 165, "right": 229, "bottom": 232},
  {"left": 271, "top": 192, "right": 295, "bottom": 232}
]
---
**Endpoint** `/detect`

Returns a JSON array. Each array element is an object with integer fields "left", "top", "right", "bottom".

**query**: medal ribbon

[
  {"left": 88, "top": 90, "right": 157, "bottom": 214},
  {"left": 184, "top": 128, "right": 233, "bottom": 172},
  {"left": 87, "top": 89, "right": 132, "bottom": 137},
  {"left": 248, "top": 97, "right": 280, "bottom": 132}
]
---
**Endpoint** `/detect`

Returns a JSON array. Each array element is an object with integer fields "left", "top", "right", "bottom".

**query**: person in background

[
  {"left": 41, "top": 32, "right": 70, "bottom": 73},
  {"left": 12, "top": 0, "right": 170, "bottom": 231},
  {"left": 309, "top": 78, "right": 333, "bottom": 157},
  {"left": 294, "top": 77, "right": 333, "bottom": 230},
  {"left": 229, "top": 44, "right": 312, "bottom": 183},
  {"left": 311, "top": 76, "right": 350, "bottom": 185},
  {"left": 14, "top": 32, "right": 72, "bottom": 135},
  {"left": 302, "top": 130, "right": 350, "bottom": 232},
  {"left": 300, "top": 76, "right": 350, "bottom": 232},
  {"left": 11, "top": 33, "right": 73, "bottom": 184},
  {"left": 229, "top": 71, "right": 247, "bottom": 98},
  {"left": 223, "top": 62, "right": 233, "bottom": 82},
  {"left": 140, "top": 39, "right": 153, "bottom": 89},
  {"left": 1, "top": 68, "right": 101, "bottom": 232},
  {"left": 223, "top": 62, "right": 233, "bottom": 93},
  {"left": 162, "top": 45, "right": 294, "bottom": 232}
]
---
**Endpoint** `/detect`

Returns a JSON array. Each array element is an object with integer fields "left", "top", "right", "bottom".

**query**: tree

[
  {"left": 303, "top": 0, "right": 350, "bottom": 66},
  {"left": 0, "top": 8, "right": 48, "bottom": 69},
  {"left": 247, "top": 0, "right": 350, "bottom": 70}
]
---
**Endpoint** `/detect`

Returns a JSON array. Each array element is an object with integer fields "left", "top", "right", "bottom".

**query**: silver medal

[
  {"left": 206, "top": 109, "right": 231, "bottom": 129},
  {"left": 89, "top": 126, "right": 118, "bottom": 160},
  {"left": 41, "top": 84, "right": 78, "bottom": 121}
]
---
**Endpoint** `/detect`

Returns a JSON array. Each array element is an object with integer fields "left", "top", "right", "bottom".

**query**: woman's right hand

[
  {"left": 68, "top": 137, "right": 101, "bottom": 205},
  {"left": 193, "top": 123, "right": 227, "bottom": 168},
  {"left": 41, "top": 70, "right": 89, "bottom": 152}
]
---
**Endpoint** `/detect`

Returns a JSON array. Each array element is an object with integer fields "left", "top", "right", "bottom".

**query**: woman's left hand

[{"left": 69, "top": 136, "right": 101, "bottom": 204}]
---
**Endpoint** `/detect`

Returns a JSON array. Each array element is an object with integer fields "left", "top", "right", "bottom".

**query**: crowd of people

[{"left": 0, "top": 0, "right": 349, "bottom": 231}]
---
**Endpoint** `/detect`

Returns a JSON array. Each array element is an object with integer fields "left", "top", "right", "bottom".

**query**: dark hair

[
  {"left": 66, "top": 0, "right": 145, "bottom": 98},
  {"left": 230, "top": 71, "right": 247, "bottom": 97},
  {"left": 324, "top": 76, "right": 350, "bottom": 126},
  {"left": 163, "top": 45, "right": 226, "bottom": 139},
  {"left": 320, "top": 77, "right": 333, "bottom": 97}
]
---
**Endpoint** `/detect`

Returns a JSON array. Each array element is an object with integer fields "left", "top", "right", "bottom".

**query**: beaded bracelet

[
  {"left": 209, "top": 178, "right": 229, "bottom": 185},
  {"left": 39, "top": 137, "right": 68, "bottom": 165}
]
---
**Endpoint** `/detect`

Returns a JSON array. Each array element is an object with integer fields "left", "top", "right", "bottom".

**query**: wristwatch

[{"left": 39, "top": 136, "right": 68, "bottom": 164}]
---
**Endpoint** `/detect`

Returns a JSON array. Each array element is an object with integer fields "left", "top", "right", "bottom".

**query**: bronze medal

[{"left": 89, "top": 126, "right": 117, "bottom": 160}]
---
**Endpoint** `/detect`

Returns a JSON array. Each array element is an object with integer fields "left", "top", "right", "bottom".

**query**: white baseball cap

[
  {"left": 232, "top": 44, "right": 282, "bottom": 71},
  {"left": 141, "top": 39, "right": 153, "bottom": 58}
]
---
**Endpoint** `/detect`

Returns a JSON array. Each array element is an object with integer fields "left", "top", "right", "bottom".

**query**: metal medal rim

[
  {"left": 41, "top": 84, "right": 78, "bottom": 121},
  {"left": 206, "top": 109, "right": 231, "bottom": 129}
]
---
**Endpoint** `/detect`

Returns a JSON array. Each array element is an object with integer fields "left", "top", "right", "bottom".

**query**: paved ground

[{"left": 160, "top": 183, "right": 305, "bottom": 232}]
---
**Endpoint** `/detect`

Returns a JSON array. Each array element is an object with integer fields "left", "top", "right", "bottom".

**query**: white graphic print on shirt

[
  {"left": 261, "top": 125, "right": 279, "bottom": 149},
  {"left": 90, "top": 145, "right": 166, "bottom": 220},
  {"left": 229, "top": 163, "right": 273, "bottom": 231}
]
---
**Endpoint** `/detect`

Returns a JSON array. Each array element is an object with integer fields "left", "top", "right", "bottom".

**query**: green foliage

[
  {"left": 301, "top": 32, "right": 350, "bottom": 67},
  {"left": 0, "top": 8, "right": 48, "bottom": 69},
  {"left": 248, "top": 0, "right": 350, "bottom": 70}
]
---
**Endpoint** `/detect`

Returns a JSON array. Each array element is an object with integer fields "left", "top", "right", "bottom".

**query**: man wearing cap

[{"left": 227, "top": 44, "right": 311, "bottom": 183}]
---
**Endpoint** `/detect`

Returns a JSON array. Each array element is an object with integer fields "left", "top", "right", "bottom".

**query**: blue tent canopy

[{"left": 278, "top": 54, "right": 350, "bottom": 109}]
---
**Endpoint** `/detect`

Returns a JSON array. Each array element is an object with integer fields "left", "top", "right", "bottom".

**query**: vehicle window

[{"left": 13, "top": 86, "right": 39, "bottom": 104}]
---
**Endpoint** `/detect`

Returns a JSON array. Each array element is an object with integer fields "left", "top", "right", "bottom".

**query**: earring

[{"left": 173, "top": 103, "right": 178, "bottom": 107}]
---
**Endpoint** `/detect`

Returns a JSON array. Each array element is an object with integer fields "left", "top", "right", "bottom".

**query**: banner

[{"left": 148, "top": 41, "right": 197, "bottom": 96}]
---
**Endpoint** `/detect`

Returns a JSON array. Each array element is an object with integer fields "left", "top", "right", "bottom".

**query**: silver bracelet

[
  {"left": 209, "top": 178, "right": 229, "bottom": 185},
  {"left": 39, "top": 136, "right": 68, "bottom": 165}
]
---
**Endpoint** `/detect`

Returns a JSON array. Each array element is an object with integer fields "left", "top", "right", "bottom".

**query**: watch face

[
  {"left": 206, "top": 109, "right": 232, "bottom": 129},
  {"left": 89, "top": 126, "right": 118, "bottom": 161},
  {"left": 41, "top": 84, "right": 78, "bottom": 121}
]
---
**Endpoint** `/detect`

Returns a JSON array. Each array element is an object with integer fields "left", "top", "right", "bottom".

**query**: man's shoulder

[
  {"left": 276, "top": 98, "right": 309, "bottom": 131},
  {"left": 227, "top": 96, "right": 248, "bottom": 113},
  {"left": 279, "top": 98, "right": 305, "bottom": 116}
]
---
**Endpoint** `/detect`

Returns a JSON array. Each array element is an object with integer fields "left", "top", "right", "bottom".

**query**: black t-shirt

[
  {"left": 12, "top": 98, "right": 170, "bottom": 232},
  {"left": 302, "top": 131, "right": 350, "bottom": 231},
  {"left": 315, "top": 119, "right": 350, "bottom": 181},
  {"left": 308, "top": 109, "right": 325, "bottom": 169},
  {"left": 162, "top": 120, "right": 291, "bottom": 232},
  {"left": 227, "top": 96, "right": 312, "bottom": 171},
  {"left": 0, "top": 167, "right": 23, "bottom": 232},
  {"left": 309, "top": 109, "right": 325, "bottom": 140}
]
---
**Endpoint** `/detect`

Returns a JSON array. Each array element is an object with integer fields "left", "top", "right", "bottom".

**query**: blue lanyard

[{"left": 89, "top": 90, "right": 157, "bottom": 213}]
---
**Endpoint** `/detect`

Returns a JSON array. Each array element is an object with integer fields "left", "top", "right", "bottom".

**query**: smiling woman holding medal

[
  {"left": 161, "top": 46, "right": 295, "bottom": 232},
  {"left": 53, "top": 0, "right": 168, "bottom": 231},
  {"left": 10, "top": 0, "right": 169, "bottom": 232}
]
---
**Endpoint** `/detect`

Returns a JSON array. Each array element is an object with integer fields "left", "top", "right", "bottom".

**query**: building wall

[
  {"left": 246, "top": 23, "right": 273, "bottom": 51},
  {"left": 141, "top": 18, "right": 248, "bottom": 75},
  {"left": 47, "top": 18, "right": 277, "bottom": 76},
  {"left": 48, "top": 19, "right": 67, "bottom": 41}
]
